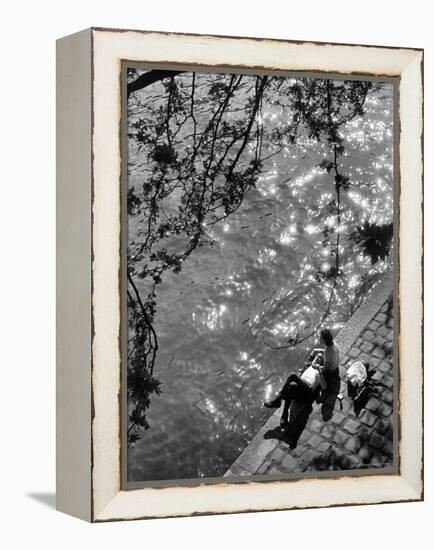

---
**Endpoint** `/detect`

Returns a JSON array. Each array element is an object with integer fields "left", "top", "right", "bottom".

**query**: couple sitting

[{"left": 264, "top": 328, "right": 340, "bottom": 428}]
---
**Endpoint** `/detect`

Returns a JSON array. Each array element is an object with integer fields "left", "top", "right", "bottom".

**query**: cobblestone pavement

[{"left": 225, "top": 272, "right": 395, "bottom": 477}]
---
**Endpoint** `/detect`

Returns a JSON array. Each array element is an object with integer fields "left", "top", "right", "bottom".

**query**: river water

[{"left": 127, "top": 75, "right": 394, "bottom": 482}]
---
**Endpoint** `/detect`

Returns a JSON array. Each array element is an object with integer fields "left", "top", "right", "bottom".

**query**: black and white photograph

[
  {"left": 124, "top": 66, "right": 396, "bottom": 483},
  {"left": 0, "top": 0, "right": 429, "bottom": 539}
]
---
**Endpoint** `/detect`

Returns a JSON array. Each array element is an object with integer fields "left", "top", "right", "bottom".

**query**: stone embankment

[{"left": 225, "top": 272, "right": 395, "bottom": 477}]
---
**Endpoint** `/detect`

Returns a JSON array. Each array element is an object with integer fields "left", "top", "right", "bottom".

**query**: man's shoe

[{"left": 264, "top": 396, "right": 282, "bottom": 408}]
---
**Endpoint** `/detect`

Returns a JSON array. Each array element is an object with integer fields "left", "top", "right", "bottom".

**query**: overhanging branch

[{"left": 127, "top": 70, "right": 185, "bottom": 97}]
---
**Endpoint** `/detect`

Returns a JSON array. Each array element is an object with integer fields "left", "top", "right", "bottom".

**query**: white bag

[{"left": 346, "top": 361, "right": 367, "bottom": 388}]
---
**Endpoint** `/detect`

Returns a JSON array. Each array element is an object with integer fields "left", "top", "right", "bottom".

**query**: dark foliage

[{"left": 350, "top": 222, "right": 393, "bottom": 264}]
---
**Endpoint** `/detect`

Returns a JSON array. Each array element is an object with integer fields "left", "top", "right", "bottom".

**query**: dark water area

[{"left": 127, "top": 75, "right": 394, "bottom": 482}]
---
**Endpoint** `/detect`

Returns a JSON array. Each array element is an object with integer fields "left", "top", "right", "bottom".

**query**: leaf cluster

[{"left": 350, "top": 222, "right": 393, "bottom": 264}]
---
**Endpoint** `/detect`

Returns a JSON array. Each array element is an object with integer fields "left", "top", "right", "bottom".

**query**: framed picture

[{"left": 56, "top": 27, "right": 423, "bottom": 522}]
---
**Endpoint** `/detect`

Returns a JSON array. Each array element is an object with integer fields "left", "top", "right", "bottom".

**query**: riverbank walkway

[{"left": 224, "top": 271, "right": 395, "bottom": 477}]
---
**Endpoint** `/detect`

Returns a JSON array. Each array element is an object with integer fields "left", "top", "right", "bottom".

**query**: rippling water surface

[{"left": 127, "top": 75, "right": 394, "bottom": 482}]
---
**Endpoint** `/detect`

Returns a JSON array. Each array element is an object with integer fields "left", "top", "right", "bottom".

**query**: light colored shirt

[
  {"left": 301, "top": 366, "right": 322, "bottom": 391},
  {"left": 324, "top": 343, "right": 340, "bottom": 374}
]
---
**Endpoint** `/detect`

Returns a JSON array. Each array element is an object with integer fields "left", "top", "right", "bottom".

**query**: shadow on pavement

[{"left": 264, "top": 400, "right": 313, "bottom": 449}]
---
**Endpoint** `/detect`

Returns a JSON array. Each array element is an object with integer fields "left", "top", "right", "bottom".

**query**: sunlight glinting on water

[
  {"left": 279, "top": 223, "right": 297, "bottom": 245},
  {"left": 257, "top": 248, "right": 277, "bottom": 265},
  {"left": 304, "top": 224, "right": 320, "bottom": 234}
]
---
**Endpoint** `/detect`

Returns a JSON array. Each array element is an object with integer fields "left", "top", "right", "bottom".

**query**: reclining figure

[{"left": 264, "top": 328, "right": 340, "bottom": 429}]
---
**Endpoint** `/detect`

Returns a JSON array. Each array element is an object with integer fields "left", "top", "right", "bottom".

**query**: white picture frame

[{"left": 56, "top": 27, "right": 423, "bottom": 522}]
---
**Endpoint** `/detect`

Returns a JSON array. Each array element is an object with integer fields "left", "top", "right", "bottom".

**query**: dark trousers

[{"left": 279, "top": 374, "right": 315, "bottom": 422}]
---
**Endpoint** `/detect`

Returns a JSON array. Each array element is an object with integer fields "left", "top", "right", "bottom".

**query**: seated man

[
  {"left": 310, "top": 328, "right": 340, "bottom": 382},
  {"left": 264, "top": 352, "right": 326, "bottom": 428}
]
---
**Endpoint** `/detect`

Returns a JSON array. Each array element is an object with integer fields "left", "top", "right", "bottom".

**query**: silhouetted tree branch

[{"left": 128, "top": 69, "right": 185, "bottom": 97}]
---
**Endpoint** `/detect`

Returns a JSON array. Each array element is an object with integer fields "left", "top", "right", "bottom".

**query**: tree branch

[{"left": 127, "top": 70, "right": 185, "bottom": 97}]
